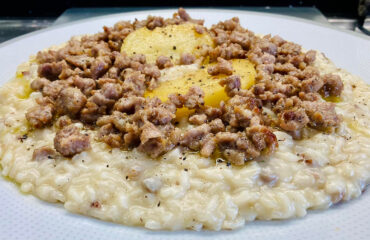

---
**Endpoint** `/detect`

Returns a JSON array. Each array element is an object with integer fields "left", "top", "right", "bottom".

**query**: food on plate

[
  {"left": 0, "top": 8, "right": 369, "bottom": 231},
  {"left": 145, "top": 58, "right": 256, "bottom": 118},
  {"left": 121, "top": 23, "right": 214, "bottom": 64}
]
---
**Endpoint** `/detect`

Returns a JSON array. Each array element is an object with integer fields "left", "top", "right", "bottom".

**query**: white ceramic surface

[{"left": 0, "top": 9, "right": 369, "bottom": 240}]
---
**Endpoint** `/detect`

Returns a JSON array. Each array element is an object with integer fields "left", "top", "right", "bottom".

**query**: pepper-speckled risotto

[{"left": 0, "top": 8, "right": 369, "bottom": 230}]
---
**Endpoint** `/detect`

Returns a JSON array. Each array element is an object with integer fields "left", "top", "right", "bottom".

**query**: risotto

[{"left": 0, "top": 8, "right": 369, "bottom": 231}]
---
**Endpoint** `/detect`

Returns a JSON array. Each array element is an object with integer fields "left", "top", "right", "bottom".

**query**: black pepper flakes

[
  {"left": 18, "top": 134, "right": 28, "bottom": 143},
  {"left": 157, "top": 201, "right": 161, "bottom": 207},
  {"left": 216, "top": 158, "right": 224, "bottom": 163},
  {"left": 173, "top": 46, "right": 177, "bottom": 50},
  {"left": 226, "top": 162, "right": 231, "bottom": 167}
]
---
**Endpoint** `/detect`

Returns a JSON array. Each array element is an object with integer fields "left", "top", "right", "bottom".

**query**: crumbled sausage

[
  {"left": 182, "top": 86, "right": 205, "bottom": 109},
  {"left": 214, "top": 132, "right": 257, "bottom": 165},
  {"left": 279, "top": 108, "right": 309, "bottom": 132},
  {"left": 96, "top": 111, "right": 129, "bottom": 133},
  {"left": 178, "top": 7, "right": 191, "bottom": 21},
  {"left": 146, "top": 16, "right": 165, "bottom": 30},
  {"left": 246, "top": 125, "right": 278, "bottom": 153},
  {"left": 114, "top": 96, "right": 145, "bottom": 113},
  {"left": 321, "top": 74, "right": 343, "bottom": 97},
  {"left": 278, "top": 42, "right": 301, "bottom": 56},
  {"left": 209, "top": 43, "right": 244, "bottom": 61},
  {"left": 301, "top": 76, "right": 324, "bottom": 93},
  {"left": 65, "top": 55, "right": 94, "bottom": 69},
  {"left": 208, "top": 57, "right": 233, "bottom": 75},
  {"left": 138, "top": 122, "right": 166, "bottom": 158},
  {"left": 189, "top": 113, "right": 207, "bottom": 125},
  {"left": 37, "top": 61, "right": 66, "bottom": 80},
  {"left": 42, "top": 80, "right": 72, "bottom": 100},
  {"left": 72, "top": 76, "right": 96, "bottom": 96},
  {"left": 113, "top": 51, "right": 131, "bottom": 69},
  {"left": 229, "top": 31, "right": 251, "bottom": 49},
  {"left": 204, "top": 106, "right": 223, "bottom": 119},
  {"left": 209, "top": 118, "right": 225, "bottom": 133},
  {"left": 54, "top": 125, "right": 90, "bottom": 157},
  {"left": 55, "top": 115, "right": 72, "bottom": 129},
  {"left": 101, "top": 83, "right": 123, "bottom": 100},
  {"left": 30, "top": 78, "right": 50, "bottom": 91},
  {"left": 302, "top": 101, "right": 341, "bottom": 129},
  {"left": 194, "top": 25, "right": 206, "bottom": 34},
  {"left": 26, "top": 104, "right": 54, "bottom": 128},
  {"left": 142, "top": 64, "right": 161, "bottom": 79},
  {"left": 156, "top": 56, "right": 173, "bottom": 69},
  {"left": 36, "top": 50, "right": 60, "bottom": 63},
  {"left": 55, "top": 87, "right": 87, "bottom": 116},
  {"left": 219, "top": 75, "right": 241, "bottom": 97},
  {"left": 180, "top": 124, "right": 211, "bottom": 150},
  {"left": 32, "top": 146, "right": 56, "bottom": 161},
  {"left": 200, "top": 134, "right": 216, "bottom": 157},
  {"left": 304, "top": 50, "right": 316, "bottom": 64},
  {"left": 133, "top": 102, "right": 175, "bottom": 126},
  {"left": 180, "top": 53, "right": 196, "bottom": 65},
  {"left": 122, "top": 70, "right": 146, "bottom": 96},
  {"left": 97, "top": 123, "right": 123, "bottom": 148},
  {"left": 91, "top": 56, "right": 111, "bottom": 79}
]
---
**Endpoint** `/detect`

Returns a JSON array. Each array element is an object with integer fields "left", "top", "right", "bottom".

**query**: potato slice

[
  {"left": 145, "top": 59, "right": 256, "bottom": 119},
  {"left": 121, "top": 23, "right": 214, "bottom": 64}
]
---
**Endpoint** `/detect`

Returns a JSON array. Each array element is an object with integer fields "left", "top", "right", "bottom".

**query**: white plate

[{"left": 0, "top": 8, "right": 369, "bottom": 240}]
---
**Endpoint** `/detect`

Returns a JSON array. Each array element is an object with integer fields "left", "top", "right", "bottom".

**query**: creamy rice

[{"left": 0, "top": 52, "right": 369, "bottom": 230}]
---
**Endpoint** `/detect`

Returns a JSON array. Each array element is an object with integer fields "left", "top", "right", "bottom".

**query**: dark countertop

[{"left": 0, "top": 7, "right": 368, "bottom": 44}]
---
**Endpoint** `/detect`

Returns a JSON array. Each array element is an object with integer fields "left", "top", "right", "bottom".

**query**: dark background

[{"left": 0, "top": 0, "right": 363, "bottom": 18}]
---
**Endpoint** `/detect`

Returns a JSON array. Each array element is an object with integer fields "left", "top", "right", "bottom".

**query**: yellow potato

[
  {"left": 145, "top": 59, "right": 256, "bottom": 119},
  {"left": 121, "top": 23, "right": 214, "bottom": 64}
]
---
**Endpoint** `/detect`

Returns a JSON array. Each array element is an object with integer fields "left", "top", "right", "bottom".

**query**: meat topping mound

[{"left": 26, "top": 8, "right": 343, "bottom": 162}]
